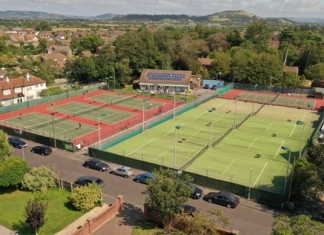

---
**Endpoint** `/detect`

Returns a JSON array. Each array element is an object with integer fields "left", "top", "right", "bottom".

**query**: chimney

[
  {"left": 4, "top": 76, "right": 9, "bottom": 83},
  {"left": 25, "top": 73, "right": 30, "bottom": 81}
]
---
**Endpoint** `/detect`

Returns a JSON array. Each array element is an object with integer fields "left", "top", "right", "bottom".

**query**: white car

[{"left": 111, "top": 166, "right": 133, "bottom": 178}]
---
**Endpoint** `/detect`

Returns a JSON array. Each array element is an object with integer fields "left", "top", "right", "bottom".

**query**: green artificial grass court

[
  {"left": 3, "top": 112, "right": 97, "bottom": 141},
  {"left": 0, "top": 188, "right": 83, "bottom": 235},
  {"left": 106, "top": 98, "right": 320, "bottom": 195}
]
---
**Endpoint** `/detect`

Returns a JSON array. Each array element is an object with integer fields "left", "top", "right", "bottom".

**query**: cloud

[{"left": 0, "top": 0, "right": 323, "bottom": 17}]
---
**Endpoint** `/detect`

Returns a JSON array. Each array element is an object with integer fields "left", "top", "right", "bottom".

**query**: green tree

[
  {"left": 227, "top": 30, "right": 244, "bottom": 47},
  {"left": 207, "top": 33, "right": 231, "bottom": 51},
  {"left": 94, "top": 45, "right": 115, "bottom": 81},
  {"left": 0, "top": 130, "right": 13, "bottom": 160},
  {"left": 282, "top": 71, "right": 301, "bottom": 88},
  {"left": 70, "top": 183, "right": 102, "bottom": 212},
  {"left": 208, "top": 50, "right": 232, "bottom": 79},
  {"left": 272, "top": 214, "right": 324, "bottom": 235},
  {"left": 36, "top": 38, "right": 48, "bottom": 54},
  {"left": 79, "top": 33, "right": 104, "bottom": 54},
  {"left": 306, "top": 63, "right": 324, "bottom": 81},
  {"left": 142, "top": 168, "right": 193, "bottom": 228},
  {"left": 21, "top": 165, "right": 58, "bottom": 192},
  {"left": 35, "top": 60, "right": 62, "bottom": 84},
  {"left": 0, "top": 52, "right": 17, "bottom": 68},
  {"left": 244, "top": 20, "right": 271, "bottom": 50},
  {"left": 115, "top": 58, "right": 132, "bottom": 87},
  {"left": 35, "top": 21, "right": 52, "bottom": 31},
  {"left": 25, "top": 197, "right": 48, "bottom": 235},
  {"left": 0, "top": 157, "right": 29, "bottom": 187}
]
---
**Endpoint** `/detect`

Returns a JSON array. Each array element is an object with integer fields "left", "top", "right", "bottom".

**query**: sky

[{"left": 0, "top": 0, "right": 324, "bottom": 18}]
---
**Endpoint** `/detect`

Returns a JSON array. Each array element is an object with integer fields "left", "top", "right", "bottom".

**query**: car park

[
  {"left": 133, "top": 172, "right": 155, "bottom": 184},
  {"left": 8, "top": 137, "right": 27, "bottom": 149},
  {"left": 111, "top": 166, "right": 133, "bottom": 178},
  {"left": 203, "top": 191, "right": 240, "bottom": 208},
  {"left": 83, "top": 158, "right": 109, "bottom": 172},
  {"left": 74, "top": 176, "right": 105, "bottom": 187},
  {"left": 187, "top": 182, "right": 203, "bottom": 199},
  {"left": 30, "top": 145, "right": 52, "bottom": 155}
]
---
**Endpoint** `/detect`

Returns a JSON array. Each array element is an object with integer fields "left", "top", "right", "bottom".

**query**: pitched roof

[
  {"left": 0, "top": 75, "right": 45, "bottom": 100},
  {"left": 283, "top": 66, "right": 299, "bottom": 74},
  {"left": 139, "top": 69, "right": 192, "bottom": 86},
  {"left": 198, "top": 58, "right": 213, "bottom": 66},
  {"left": 79, "top": 50, "right": 92, "bottom": 57}
]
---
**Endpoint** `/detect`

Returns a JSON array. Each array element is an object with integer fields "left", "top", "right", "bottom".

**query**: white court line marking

[
  {"left": 253, "top": 162, "right": 268, "bottom": 187},
  {"left": 192, "top": 111, "right": 208, "bottom": 121},
  {"left": 221, "top": 159, "right": 236, "bottom": 176},
  {"left": 274, "top": 140, "right": 285, "bottom": 158},
  {"left": 126, "top": 139, "right": 155, "bottom": 156},
  {"left": 164, "top": 123, "right": 186, "bottom": 137},
  {"left": 266, "top": 122, "right": 273, "bottom": 132},
  {"left": 279, "top": 110, "right": 286, "bottom": 118},
  {"left": 289, "top": 125, "right": 297, "bottom": 137},
  {"left": 154, "top": 146, "right": 174, "bottom": 160},
  {"left": 247, "top": 138, "right": 257, "bottom": 150}
]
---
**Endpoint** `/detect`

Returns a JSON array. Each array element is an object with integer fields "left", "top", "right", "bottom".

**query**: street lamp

[
  {"left": 142, "top": 99, "right": 149, "bottom": 134},
  {"left": 173, "top": 92, "right": 176, "bottom": 120},
  {"left": 296, "top": 120, "right": 305, "bottom": 158},
  {"left": 174, "top": 125, "right": 181, "bottom": 169},
  {"left": 51, "top": 113, "right": 57, "bottom": 149},
  {"left": 281, "top": 145, "right": 291, "bottom": 196},
  {"left": 218, "top": 72, "right": 222, "bottom": 80},
  {"left": 234, "top": 96, "right": 240, "bottom": 129},
  {"left": 98, "top": 113, "right": 106, "bottom": 149},
  {"left": 248, "top": 167, "right": 252, "bottom": 200},
  {"left": 112, "top": 68, "right": 115, "bottom": 90},
  {"left": 252, "top": 84, "right": 258, "bottom": 116},
  {"left": 208, "top": 107, "right": 216, "bottom": 147}
]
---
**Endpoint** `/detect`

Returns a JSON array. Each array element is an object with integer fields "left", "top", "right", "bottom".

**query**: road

[{"left": 13, "top": 142, "right": 277, "bottom": 235}]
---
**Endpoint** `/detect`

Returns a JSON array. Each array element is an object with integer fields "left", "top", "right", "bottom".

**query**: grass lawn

[{"left": 0, "top": 188, "right": 84, "bottom": 235}]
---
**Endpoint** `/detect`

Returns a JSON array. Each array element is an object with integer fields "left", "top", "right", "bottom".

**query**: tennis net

[
  {"left": 24, "top": 114, "right": 70, "bottom": 130},
  {"left": 111, "top": 94, "right": 137, "bottom": 105},
  {"left": 73, "top": 103, "right": 108, "bottom": 117}
]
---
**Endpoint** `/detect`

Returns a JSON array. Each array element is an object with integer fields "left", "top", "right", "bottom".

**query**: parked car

[
  {"left": 210, "top": 85, "right": 217, "bottom": 90},
  {"left": 30, "top": 145, "right": 52, "bottom": 155},
  {"left": 187, "top": 182, "right": 203, "bottom": 199},
  {"left": 8, "top": 137, "right": 27, "bottom": 149},
  {"left": 74, "top": 176, "right": 105, "bottom": 187},
  {"left": 83, "top": 159, "right": 109, "bottom": 172},
  {"left": 203, "top": 84, "right": 210, "bottom": 89},
  {"left": 133, "top": 172, "right": 155, "bottom": 184},
  {"left": 182, "top": 204, "right": 198, "bottom": 217},
  {"left": 203, "top": 191, "right": 240, "bottom": 208},
  {"left": 111, "top": 166, "right": 133, "bottom": 178}
]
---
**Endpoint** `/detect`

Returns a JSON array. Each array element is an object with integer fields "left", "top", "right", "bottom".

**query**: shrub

[
  {"left": 0, "top": 157, "right": 29, "bottom": 187},
  {"left": 21, "top": 165, "right": 58, "bottom": 192},
  {"left": 70, "top": 183, "right": 101, "bottom": 212}
]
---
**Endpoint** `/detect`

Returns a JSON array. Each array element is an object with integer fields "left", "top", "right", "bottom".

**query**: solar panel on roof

[{"left": 146, "top": 72, "right": 186, "bottom": 81}]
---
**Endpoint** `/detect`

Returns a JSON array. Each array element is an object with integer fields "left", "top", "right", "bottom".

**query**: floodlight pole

[
  {"left": 297, "top": 121, "right": 305, "bottom": 158},
  {"left": 173, "top": 91, "right": 176, "bottom": 120},
  {"left": 142, "top": 99, "right": 149, "bottom": 134},
  {"left": 98, "top": 116, "right": 101, "bottom": 149},
  {"left": 209, "top": 107, "right": 216, "bottom": 147},
  {"left": 282, "top": 146, "right": 291, "bottom": 196},
  {"left": 233, "top": 67, "right": 238, "bottom": 88},
  {"left": 234, "top": 96, "right": 240, "bottom": 129},
  {"left": 174, "top": 125, "right": 181, "bottom": 169},
  {"left": 248, "top": 167, "right": 252, "bottom": 200},
  {"left": 252, "top": 84, "right": 258, "bottom": 116},
  {"left": 51, "top": 113, "right": 57, "bottom": 149}
]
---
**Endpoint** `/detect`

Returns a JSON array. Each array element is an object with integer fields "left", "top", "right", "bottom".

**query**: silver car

[{"left": 111, "top": 166, "right": 133, "bottom": 178}]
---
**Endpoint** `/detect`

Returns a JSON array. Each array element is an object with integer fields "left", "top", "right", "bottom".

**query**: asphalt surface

[{"left": 9, "top": 141, "right": 279, "bottom": 235}]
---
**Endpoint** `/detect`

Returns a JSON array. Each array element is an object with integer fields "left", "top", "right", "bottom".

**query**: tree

[
  {"left": 271, "top": 214, "right": 324, "bottom": 235},
  {"left": 70, "top": 183, "right": 102, "bottom": 212},
  {"left": 173, "top": 208, "right": 230, "bottom": 235},
  {"left": 207, "top": 33, "right": 231, "bottom": 51},
  {"left": 35, "top": 60, "right": 62, "bottom": 84},
  {"left": 0, "top": 130, "right": 12, "bottom": 160},
  {"left": 21, "top": 165, "right": 58, "bottom": 192},
  {"left": 36, "top": 38, "right": 48, "bottom": 54},
  {"left": 25, "top": 197, "right": 47, "bottom": 235},
  {"left": 115, "top": 58, "right": 133, "bottom": 87},
  {"left": 305, "top": 63, "right": 324, "bottom": 81},
  {"left": 208, "top": 50, "right": 232, "bottom": 79},
  {"left": 79, "top": 33, "right": 104, "bottom": 54},
  {"left": 244, "top": 20, "right": 271, "bottom": 51},
  {"left": 35, "top": 21, "right": 52, "bottom": 31},
  {"left": 282, "top": 72, "right": 301, "bottom": 88},
  {"left": 0, "top": 157, "right": 29, "bottom": 187},
  {"left": 142, "top": 168, "right": 193, "bottom": 228}
]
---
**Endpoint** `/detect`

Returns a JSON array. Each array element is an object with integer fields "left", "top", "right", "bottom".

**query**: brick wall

[{"left": 72, "top": 195, "right": 123, "bottom": 235}]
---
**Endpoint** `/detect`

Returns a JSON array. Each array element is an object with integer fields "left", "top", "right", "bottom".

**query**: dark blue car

[
  {"left": 133, "top": 172, "right": 155, "bottom": 184},
  {"left": 203, "top": 84, "right": 210, "bottom": 89},
  {"left": 8, "top": 137, "right": 27, "bottom": 149},
  {"left": 210, "top": 85, "right": 217, "bottom": 90}
]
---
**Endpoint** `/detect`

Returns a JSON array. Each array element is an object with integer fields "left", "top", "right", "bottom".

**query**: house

[
  {"left": 198, "top": 58, "right": 214, "bottom": 71},
  {"left": 42, "top": 53, "right": 69, "bottom": 67},
  {"left": 79, "top": 50, "right": 92, "bottom": 57},
  {"left": 0, "top": 73, "right": 47, "bottom": 106},
  {"left": 139, "top": 69, "right": 195, "bottom": 94}
]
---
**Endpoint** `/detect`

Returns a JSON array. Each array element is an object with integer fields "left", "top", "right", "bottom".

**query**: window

[
  {"left": 14, "top": 87, "right": 22, "bottom": 93},
  {"left": 35, "top": 84, "right": 38, "bottom": 87},
  {"left": 3, "top": 89, "right": 11, "bottom": 95},
  {"left": 27, "top": 86, "right": 32, "bottom": 90}
]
